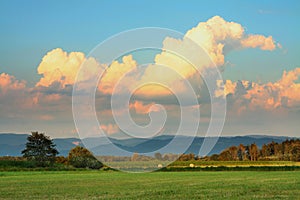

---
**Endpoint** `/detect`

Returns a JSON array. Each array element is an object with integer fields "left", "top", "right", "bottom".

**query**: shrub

[
  {"left": 68, "top": 146, "right": 103, "bottom": 169},
  {"left": 56, "top": 156, "right": 68, "bottom": 165}
]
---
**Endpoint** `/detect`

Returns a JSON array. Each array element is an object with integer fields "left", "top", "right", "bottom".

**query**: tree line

[
  {"left": 205, "top": 139, "right": 300, "bottom": 162},
  {"left": 154, "top": 139, "right": 300, "bottom": 162},
  {"left": 2, "top": 132, "right": 300, "bottom": 169}
]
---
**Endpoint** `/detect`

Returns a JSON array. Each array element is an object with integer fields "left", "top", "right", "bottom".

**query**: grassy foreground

[{"left": 0, "top": 171, "right": 299, "bottom": 199}]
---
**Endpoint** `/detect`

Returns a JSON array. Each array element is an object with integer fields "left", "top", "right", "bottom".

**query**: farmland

[
  {"left": 0, "top": 171, "right": 299, "bottom": 199},
  {"left": 95, "top": 160, "right": 300, "bottom": 172}
]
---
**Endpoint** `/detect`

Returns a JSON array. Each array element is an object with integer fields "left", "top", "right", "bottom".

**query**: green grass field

[{"left": 0, "top": 171, "right": 299, "bottom": 199}]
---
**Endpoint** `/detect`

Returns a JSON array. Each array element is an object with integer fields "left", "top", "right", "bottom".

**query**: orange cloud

[
  {"left": 215, "top": 79, "right": 237, "bottom": 97},
  {"left": 32, "top": 93, "right": 62, "bottom": 105},
  {"left": 221, "top": 68, "right": 300, "bottom": 111},
  {"left": 98, "top": 55, "right": 137, "bottom": 94},
  {"left": 278, "top": 68, "right": 300, "bottom": 86},
  {"left": 129, "top": 101, "right": 161, "bottom": 114},
  {"left": 241, "top": 35, "right": 276, "bottom": 50},
  {"left": 72, "top": 141, "right": 80, "bottom": 146},
  {"left": 0, "top": 73, "right": 26, "bottom": 93},
  {"left": 100, "top": 124, "right": 119, "bottom": 135}
]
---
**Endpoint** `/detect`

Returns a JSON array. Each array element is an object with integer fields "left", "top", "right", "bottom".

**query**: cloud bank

[{"left": 1, "top": 16, "right": 295, "bottom": 137}]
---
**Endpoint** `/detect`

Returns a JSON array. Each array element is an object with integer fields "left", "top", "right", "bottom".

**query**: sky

[{"left": 0, "top": 0, "right": 300, "bottom": 138}]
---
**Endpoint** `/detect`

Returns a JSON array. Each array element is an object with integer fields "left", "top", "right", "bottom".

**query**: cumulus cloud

[
  {"left": 133, "top": 16, "right": 278, "bottom": 98},
  {"left": 34, "top": 16, "right": 278, "bottom": 100},
  {"left": 183, "top": 16, "right": 277, "bottom": 66},
  {"left": 0, "top": 73, "right": 39, "bottom": 122},
  {"left": 220, "top": 68, "right": 300, "bottom": 111},
  {"left": 0, "top": 16, "right": 288, "bottom": 137},
  {"left": 0, "top": 72, "right": 74, "bottom": 132},
  {"left": 215, "top": 79, "right": 236, "bottom": 97},
  {"left": 36, "top": 48, "right": 85, "bottom": 87},
  {"left": 0, "top": 73, "right": 31, "bottom": 109},
  {"left": 98, "top": 55, "right": 137, "bottom": 94},
  {"left": 241, "top": 35, "right": 276, "bottom": 50},
  {"left": 185, "top": 15, "right": 244, "bottom": 66},
  {"left": 30, "top": 16, "right": 279, "bottom": 106},
  {"left": 0, "top": 73, "right": 26, "bottom": 93}
]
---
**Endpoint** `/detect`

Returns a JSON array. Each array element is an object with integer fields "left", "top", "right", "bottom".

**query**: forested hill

[{"left": 0, "top": 133, "right": 295, "bottom": 156}]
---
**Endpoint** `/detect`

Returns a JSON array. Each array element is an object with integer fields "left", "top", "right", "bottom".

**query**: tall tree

[
  {"left": 260, "top": 144, "right": 268, "bottom": 158},
  {"left": 22, "top": 132, "right": 59, "bottom": 166},
  {"left": 238, "top": 144, "right": 247, "bottom": 161},
  {"left": 219, "top": 146, "right": 238, "bottom": 161},
  {"left": 249, "top": 143, "right": 259, "bottom": 161}
]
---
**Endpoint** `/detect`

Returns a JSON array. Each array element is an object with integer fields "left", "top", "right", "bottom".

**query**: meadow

[{"left": 0, "top": 171, "right": 299, "bottom": 199}]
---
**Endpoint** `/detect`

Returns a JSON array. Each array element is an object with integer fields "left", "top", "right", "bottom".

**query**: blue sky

[
  {"left": 0, "top": 1, "right": 300, "bottom": 138},
  {"left": 1, "top": 0, "right": 299, "bottom": 84}
]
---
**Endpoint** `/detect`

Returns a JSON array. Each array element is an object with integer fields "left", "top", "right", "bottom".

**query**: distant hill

[
  {"left": 0, "top": 133, "right": 293, "bottom": 157},
  {"left": 90, "top": 135, "right": 291, "bottom": 156}
]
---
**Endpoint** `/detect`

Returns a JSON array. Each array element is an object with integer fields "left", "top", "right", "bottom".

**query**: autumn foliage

[{"left": 206, "top": 139, "right": 300, "bottom": 162}]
